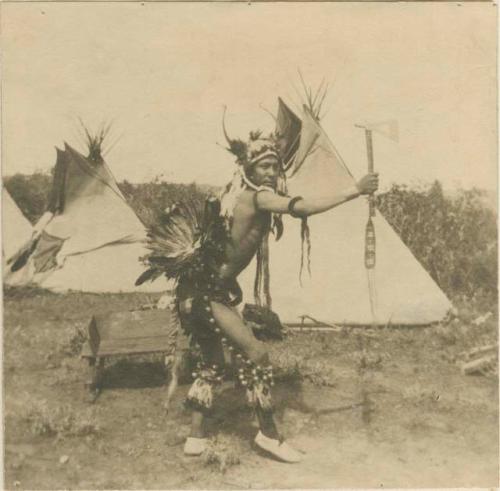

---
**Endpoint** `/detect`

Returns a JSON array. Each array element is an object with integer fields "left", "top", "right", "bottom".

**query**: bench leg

[
  {"left": 85, "top": 357, "right": 105, "bottom": 403},
  {"left": 164, "top": 353, "right": 181, "bottom": 414}
]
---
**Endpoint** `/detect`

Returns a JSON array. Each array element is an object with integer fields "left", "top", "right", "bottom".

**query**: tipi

[
  {"left": 4, "top": 143, "right": 169, "bottom": 293},
  {"left": 2, "top": 189, "right": 34, "bottom": 264},
  {"left": 239, "top": 104, "right": 452, "bottom": 326}
]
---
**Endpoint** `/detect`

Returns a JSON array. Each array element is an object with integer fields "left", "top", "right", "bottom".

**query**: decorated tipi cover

[{"left": 238, "top": 106, "right": 452, "bottom": 326}]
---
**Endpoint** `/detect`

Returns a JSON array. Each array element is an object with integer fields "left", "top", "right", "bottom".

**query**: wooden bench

[{"left": 81, "top": 309, "right": 178, "bottom": 402}]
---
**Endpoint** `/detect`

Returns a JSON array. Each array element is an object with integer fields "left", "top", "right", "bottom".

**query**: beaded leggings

[{"left": 176, "top": 279, "right": 275, "bottom": 414}]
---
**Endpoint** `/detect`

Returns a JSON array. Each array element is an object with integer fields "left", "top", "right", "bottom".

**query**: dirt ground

[{"left": 3, "top": 290, "right": 499, "bottom": 489}]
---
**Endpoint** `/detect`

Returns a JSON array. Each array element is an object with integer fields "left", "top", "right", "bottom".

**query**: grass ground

[{"left": 3, "top": 288, "right": 498, "bottom": 489}]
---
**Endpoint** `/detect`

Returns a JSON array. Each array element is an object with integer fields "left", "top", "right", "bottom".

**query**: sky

[{"left": 1, "top": 2, "right": 497, "bottom": 192}]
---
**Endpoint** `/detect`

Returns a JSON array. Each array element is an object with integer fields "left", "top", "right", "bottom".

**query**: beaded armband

[{"left": 288, "top": 196, "right": 304, "bottom": 218}]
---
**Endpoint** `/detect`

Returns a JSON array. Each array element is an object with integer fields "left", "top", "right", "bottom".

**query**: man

[{"left": 138, "top": 125, "right": 378, "bottom": 463}]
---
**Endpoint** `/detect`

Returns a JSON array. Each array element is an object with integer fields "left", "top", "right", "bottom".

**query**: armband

[{"left": 288, "top": 196, "right": 304, "bottom": 218}]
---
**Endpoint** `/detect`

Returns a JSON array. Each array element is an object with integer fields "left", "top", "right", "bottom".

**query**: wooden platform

[{"left": 81, "top": 309, "right": 178, "bottom": 402}]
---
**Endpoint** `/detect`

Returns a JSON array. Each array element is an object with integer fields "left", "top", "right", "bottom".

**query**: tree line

[{"left": 4, "top": 173, "right": 497, "bottom": 306}]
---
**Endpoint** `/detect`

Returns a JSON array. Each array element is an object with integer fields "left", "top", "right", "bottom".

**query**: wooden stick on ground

[
  {"left": 460, "top": 343, "right": 498, "bottom": 361},
  {"left": 461, "top": 354, "right": 497, "bottom": 376}
]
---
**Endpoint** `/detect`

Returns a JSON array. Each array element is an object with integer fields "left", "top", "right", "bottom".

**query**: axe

[{"left": 355, "top": 120, "right": 399, "bottom": 324}]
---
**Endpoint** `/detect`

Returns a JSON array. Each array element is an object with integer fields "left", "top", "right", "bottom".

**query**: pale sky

[{"left": 1, "top": 2, "right": 497, "bottom": 191}]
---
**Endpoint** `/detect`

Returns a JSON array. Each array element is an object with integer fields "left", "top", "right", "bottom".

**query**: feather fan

[{"left": 136, "top": 196, "right": 226, "bottom": 286}]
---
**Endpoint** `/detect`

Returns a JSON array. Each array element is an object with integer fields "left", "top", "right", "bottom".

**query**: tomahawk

[{"left": 355, "top": 120, "right": 399, "bottom": 327}]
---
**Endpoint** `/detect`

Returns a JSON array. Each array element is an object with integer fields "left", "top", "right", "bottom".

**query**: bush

[
  {"left": 4, "top": 172, "right": 52, "bottom": 224},
  {"left": 377, "top": 181, "right": 497, "bottom": 306}
]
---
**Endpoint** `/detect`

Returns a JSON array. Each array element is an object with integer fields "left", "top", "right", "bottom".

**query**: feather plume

[{"left": 137, "top": 196, "right": 227, "bottom": 285}]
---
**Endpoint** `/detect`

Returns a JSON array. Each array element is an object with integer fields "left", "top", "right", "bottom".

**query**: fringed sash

[
  {"left": 254, "top": 232, "right": 272, "bottom": 309},
  {"left": 299, "top": 217, "right": 312, "bottom": 285}
]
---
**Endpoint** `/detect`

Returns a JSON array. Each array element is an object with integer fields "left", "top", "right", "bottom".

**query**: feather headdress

[
  {"left": 219, "top": 109, "right": 288, "bottom": 230},
  {"left": 221, "top": 108, "right": 283, "bottom": 170}
]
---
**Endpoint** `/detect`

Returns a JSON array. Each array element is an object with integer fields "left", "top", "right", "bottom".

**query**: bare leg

[
  {"left": 210, "top": 301, "right": 279, "bottom": 439},
  {"left": 210, "top": 301, "right": 270, "bottom": 365}
]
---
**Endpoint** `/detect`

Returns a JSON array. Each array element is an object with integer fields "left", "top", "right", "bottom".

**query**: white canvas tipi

[
  {"left": 4, "top": 144, "right": 169, "bottom": 293},
  {"left": 2, "top": 189, "right": 33, "bottom": 263},
  {"left": 239, "top": 107, "right": 452, "bottom": 326}
]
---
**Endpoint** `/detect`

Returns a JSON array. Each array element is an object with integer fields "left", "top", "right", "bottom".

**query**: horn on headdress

[
  {"left": 222, "top": 106, "right": 232, "bottom": 148},
  {"left": 221, "top": 106, "right": 248, "bottom": 163}
]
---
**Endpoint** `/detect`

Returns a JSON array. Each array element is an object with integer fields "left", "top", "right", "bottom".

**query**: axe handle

[
  {"left": 365, "top": 129, "right": 374, "bottom": 173},
  {"left": 365, "top": 129, "right": 375, "bottom": 217}
]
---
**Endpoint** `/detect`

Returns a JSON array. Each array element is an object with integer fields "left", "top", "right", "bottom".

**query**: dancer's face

[{"left": 248, "top": 157, "right": 279, "bottom": 189}]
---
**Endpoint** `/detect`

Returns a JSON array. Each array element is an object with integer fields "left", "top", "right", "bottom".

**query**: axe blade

[{"left": 355, "top": 120, "right": 399, "bottom": 142}]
